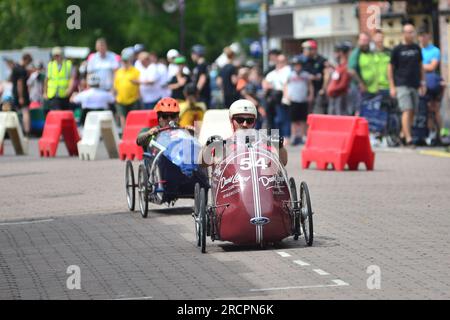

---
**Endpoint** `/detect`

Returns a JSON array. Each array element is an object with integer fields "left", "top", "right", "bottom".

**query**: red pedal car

[{"left": 193, "top": 131, "right": 314, "bottom": 253}]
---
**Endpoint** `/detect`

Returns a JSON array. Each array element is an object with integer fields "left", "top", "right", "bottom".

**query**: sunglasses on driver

[
  {"left": 233, "top": 116, "right": 256, "bottom": 125},
  {"left": 160, "top": 113, "right": 179, "bottom": 120}
]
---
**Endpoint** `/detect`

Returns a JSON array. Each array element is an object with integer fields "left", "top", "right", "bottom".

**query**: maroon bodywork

[{"left": 210, "top": 142, "right": 293, "bottom": 245}]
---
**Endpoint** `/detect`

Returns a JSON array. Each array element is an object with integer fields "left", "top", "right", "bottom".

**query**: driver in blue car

[
  {"left": 200, "top": 99, "right": 288, "bottom": 167},
  {"left": 136, "top": 97, "right": 208, "bottom": 198},
  {"left": 136, "top": 97, "right": 194, "bottom": 149}
]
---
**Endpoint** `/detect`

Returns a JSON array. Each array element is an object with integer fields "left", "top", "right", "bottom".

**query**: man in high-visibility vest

[{"left": 44, "top": 47, "right": 76, "bottom": 111}]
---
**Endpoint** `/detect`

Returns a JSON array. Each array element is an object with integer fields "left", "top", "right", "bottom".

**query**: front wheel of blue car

[{"left": 138, "top": 164, "right": 149, "bottom": 218}]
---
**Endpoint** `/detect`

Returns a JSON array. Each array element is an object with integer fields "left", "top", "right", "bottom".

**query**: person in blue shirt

[{"left": 418, "top": 26, "right": 444, "bottom": 142}]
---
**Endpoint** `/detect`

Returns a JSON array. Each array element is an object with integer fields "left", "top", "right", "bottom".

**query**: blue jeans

[{"left": 275, "top": 104, "right": 291, "bottom": 138}]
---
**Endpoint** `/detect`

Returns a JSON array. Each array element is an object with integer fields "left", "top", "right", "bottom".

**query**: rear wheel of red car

[
  {"left": 289, "top": 178, "right": 300, "bottom": 240},
  {"left": 300, "top": 182, "right": 313, "bottom": 246}
]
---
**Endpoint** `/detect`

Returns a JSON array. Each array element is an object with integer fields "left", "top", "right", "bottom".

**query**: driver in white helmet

[{"left": 199, "top": 99, "right": 288, "bottom": 167}]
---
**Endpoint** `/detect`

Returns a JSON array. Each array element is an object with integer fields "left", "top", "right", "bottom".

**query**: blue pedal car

[{"left": 125, "top": 125, "right": 209, "bottom": 218}]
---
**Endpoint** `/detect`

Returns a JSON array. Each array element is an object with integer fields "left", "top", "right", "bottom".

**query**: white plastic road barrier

[
  {"left": 198, "top": 110, "right": 233, "bottom": 146},
  {"left": 77, "top": 111, "right": 120, "bottom": 160},
  {"left": 0, "top": 112, "right": 28, "bottom": 155}
]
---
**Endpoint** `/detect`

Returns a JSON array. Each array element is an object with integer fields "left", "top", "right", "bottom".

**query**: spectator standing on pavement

[
  {"left": 114, "top": 48, "right": 141, "bottom": 129},
  {"left": 264, "top": 49, "right": 281, "bottom": 76},
  {"left": 191, "top": 45, "right": 211, "bottom": 108},
  {"left": 11, "top": 53, "right": 33, "bottom": 135},
  {"left": 27, "top": 62, "right": 45, "bottom": 106},
  {"left": 168, "top": 56, "right": 191, "bottom": 101},
  {"left": 388, "top": 23, "right": 426, "bottom": 147},
  {"left": 263, "top": 54, "right": 291, "bottom": 142},
  {"left": 348, "top": 32, "right": 377, "bottom": 101},
  {"left": 44, "top": 47, "right": 76, "bottom": 111},
  {"left": 156, "top": 54, "right": 170, "bottom": 98},
  {"left": 326, "top": 43, "right": 352, "bottom": 115},
  {"left": 217, "top": 47, "right": 239, "bottom": 108},
  {"left": 87, "top": 38, "right": 119, "bottom": 91},
  {"left": 418, "top": 26, "right": 444, "bottom": 143},
  {"left": 71, "top": 73, "right": 115, "bottom": 126},
  {"left": 284, "top": 57, "right": 313, "bottom": 145},
  {"left": 139, "top": 52, "right": 161, "bottom": 109},
  {"left": 373, "top": 30, "right": 391, "bottom": 98},
  {"left": 300, "top": 40, "right": 329, "bottom": 114},
  {"left": 238, "top": 67, "right": 265, "bottom": 129},
  {"left": 167, "top": 49, "right": 181, "bottom": 80}
]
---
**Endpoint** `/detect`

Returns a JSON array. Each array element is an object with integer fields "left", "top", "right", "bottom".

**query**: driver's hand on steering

[{"left": 148, "top": 127, "right": 159, "bottom": 136}]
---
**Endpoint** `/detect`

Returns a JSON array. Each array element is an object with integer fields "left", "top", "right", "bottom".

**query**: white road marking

[
  {"left": 332, "top": 279, "right": 349, "bottom": 286},
  {"left": 276, "top": 251, "right": 291, "bottom": 258},
  {"left": 293, "top": 260, "right": 310, "bottom": 266},
  {"left": 313, "top": 269, "right": 330, "bottom": 276},
  {"left": 250, "top": 281, "right": 350, "bottom": 292},
  {"left": 0, "top": 219, "right": 54, "bottom": 226},
  {"left": 114, "top": 296, "right": 153, "bottom": 300}
]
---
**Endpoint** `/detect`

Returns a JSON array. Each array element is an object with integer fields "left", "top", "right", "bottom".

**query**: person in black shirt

[
  {"left": 191, "top": 45, "right": 211, "bottom": 108},
  {"left": 217, "top": 47, "right": 238, "bottom": 108},
  {"left": 300, "top": 40, "right": 329, "bottom": 114},
  {"left": 11, "top": 53, "right": 33, "bottom": 136},
  {"left": 388, "top": 23, "right": 426, "bottom": 146},
  {"left": 168, "top": 56, "right": 190, "bottom": 100}
]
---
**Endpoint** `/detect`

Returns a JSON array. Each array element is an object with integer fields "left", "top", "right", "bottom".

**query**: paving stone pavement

[{"left": 0, "top": 139, "right": 450, "bottom": 299}]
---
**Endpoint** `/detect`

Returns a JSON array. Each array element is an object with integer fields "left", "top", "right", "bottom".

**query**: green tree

[{"left": 0, "top": 0, "right": 258, "bottom": 61}]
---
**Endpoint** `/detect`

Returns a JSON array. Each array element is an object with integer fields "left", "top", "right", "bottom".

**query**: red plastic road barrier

[
  {"left": 119, "top": 110, "right": 158, "bottom": 161},
  {"left": 0, "top": 143, "right": 3, "bottom": 155},
  {"left": 38, "top": 111, "right": 80, "bottom": 157},
  {"left": 301, "top": 115, "right": 375, "bottom": 171}
]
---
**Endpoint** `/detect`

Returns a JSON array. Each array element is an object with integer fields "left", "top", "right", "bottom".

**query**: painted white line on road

[
  {"left": 332, "top": 279, "right": 349, "bottom": 286},
  {"left": 0, "top": 219, "right": 54, "bottom": 226},
  {"left": 114, "top": 296, "right": 153, "bottom": 300},
  {"left": 250, "top": 282, "right": 349, "bottom": 292},
  {"left": 313, "top": 269, "right": 330, "bottom": 276},
  {"left": 293, "top": 260, "right": 310, "bottom": 266},
  {"left": 276, "top": 251, "right": 291, "bottom": 258}
]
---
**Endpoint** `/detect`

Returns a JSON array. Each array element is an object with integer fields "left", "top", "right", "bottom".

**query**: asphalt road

[{"left": 1, "top": 139, "right": 450, "bottom": 300}]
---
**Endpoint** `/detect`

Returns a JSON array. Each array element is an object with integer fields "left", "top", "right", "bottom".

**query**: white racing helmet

[{"left": 229, "top": 99, "right": 257, "bottom": 119}]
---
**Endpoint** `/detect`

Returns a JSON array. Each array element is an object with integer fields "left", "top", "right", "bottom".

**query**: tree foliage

[{"left": 0, "top": 0, "right": 258, "bottom": 61}]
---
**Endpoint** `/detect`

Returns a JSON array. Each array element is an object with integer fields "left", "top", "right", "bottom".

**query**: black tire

[
  {"left": 289, "top": 178, "right": 300, "bottom": 240},
  {"left": 138, "top": 164, "right": 149, "bottom": 218},
  {"left": 125, "top": 161, "right": 135, "bottom": 212},
  {"left": 194, "top": 183, "right": 201, "bottom": 247},
  {"left": 300, "top": 182, "right": 313, "bottom": 246},
  {"left": 199, "top": 188, "right": 207, "bottom": 253},
  {"left": 149, "top": 162, "right": 164, "bottom": 205}
]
